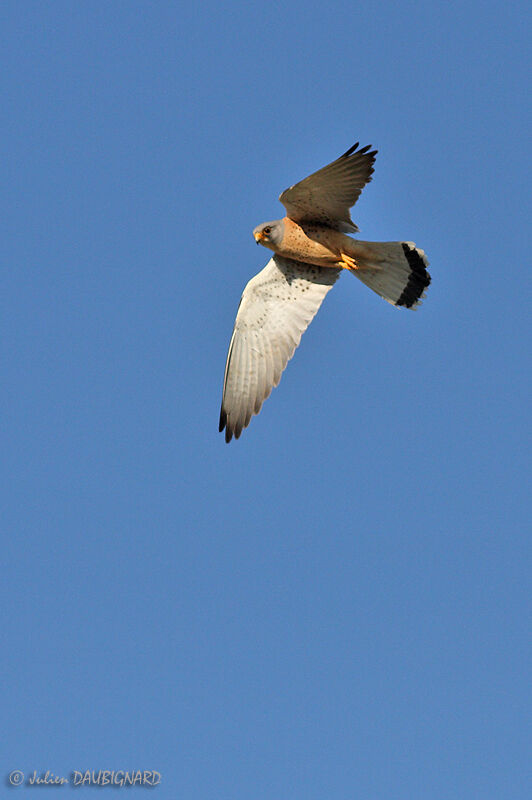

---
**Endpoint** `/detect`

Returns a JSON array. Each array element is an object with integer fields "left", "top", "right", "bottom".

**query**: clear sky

[{"left": 2, "top": 1, "right": 531, "bottom": 797}]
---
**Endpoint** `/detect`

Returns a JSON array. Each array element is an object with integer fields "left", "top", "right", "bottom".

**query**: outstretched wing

[
  {"left": 219, "top": 256, "right": 340, "bottom": 442},
  {"left": 279, "top": 142, "right": 377, "bottom": 233}
]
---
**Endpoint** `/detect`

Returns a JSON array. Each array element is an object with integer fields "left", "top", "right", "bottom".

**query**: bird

[{"left": 219, "top": 142, "right": 431, "bottom": 443}]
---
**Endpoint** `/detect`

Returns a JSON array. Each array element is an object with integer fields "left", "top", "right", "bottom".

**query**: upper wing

[
  {"left": 279, "top": 142, "right": 377, "bottom": 233},
  {"left": 219, "top": 255, "right": 340, "bottom": 442}
]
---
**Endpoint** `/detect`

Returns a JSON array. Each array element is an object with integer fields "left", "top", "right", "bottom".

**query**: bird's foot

[
  {"left": 338, "top": 252, "right": 382, "bottom": 272},
  {"left": 339, "top": 253, "right": 359, "bottom": 271}
]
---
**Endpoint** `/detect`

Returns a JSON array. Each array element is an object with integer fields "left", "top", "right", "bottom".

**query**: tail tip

[{"left": 396, "top": 243, "right": 431, "bottom": 308}]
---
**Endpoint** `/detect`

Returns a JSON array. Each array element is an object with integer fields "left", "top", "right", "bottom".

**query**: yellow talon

[
  {"left": 338, "top": 252, "right": 382, "bottom": 272},
  {"left": 340, "top": 253, "right": 358, "bottom": 271}
]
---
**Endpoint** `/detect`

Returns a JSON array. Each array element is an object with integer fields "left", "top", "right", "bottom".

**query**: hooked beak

[{"left": 254, "top": 231, "right": 265, "bottom": 244}]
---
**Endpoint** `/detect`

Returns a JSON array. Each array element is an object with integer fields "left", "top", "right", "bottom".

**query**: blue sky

[{"left": 2, "top": 0, "right": 531, "bottom": 797}]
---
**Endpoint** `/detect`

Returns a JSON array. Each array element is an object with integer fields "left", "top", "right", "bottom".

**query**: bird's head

[{"left": 253, "top": 220, "right": 284, "bottom": 250}]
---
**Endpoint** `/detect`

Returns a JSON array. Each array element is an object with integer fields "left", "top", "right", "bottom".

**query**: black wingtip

[
  {"left": 341, "top": 142, "right": 378, "bottom": 161},
  {"left": 341, "top": 142, "right": 359, "bottom": 158},
  {"left": 219, "top": 406, "right": 235, "bottom": 442},
  {"left": 219, "top": 406, "right": 226, "bottom": 433},
  {"left": 396, "top": 244, "right": 431, "bottom": 308}
]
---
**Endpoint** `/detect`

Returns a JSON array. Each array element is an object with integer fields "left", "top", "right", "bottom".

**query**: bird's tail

[{"left": 346, "top": 240, "right": 431, "bottom": 308}]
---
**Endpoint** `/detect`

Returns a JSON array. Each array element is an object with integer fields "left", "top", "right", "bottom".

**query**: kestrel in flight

[{"left": 219, "top": 142, "right": 431, "bottom": 442}]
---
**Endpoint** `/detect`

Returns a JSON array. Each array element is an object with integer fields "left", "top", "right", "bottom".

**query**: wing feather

[
  {"left": 219, "top": 255, "right": 340, "bottom": 442},
  {"left": 279, "top": 142, "right": 377, "bottom": 232}
]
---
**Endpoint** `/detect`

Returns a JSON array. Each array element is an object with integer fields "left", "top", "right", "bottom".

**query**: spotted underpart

[
  {"left": 219, "top": 256, "right": 340, "bottom": 442},
  {"left": 220, "top": 141, "right": 432, "bottom": 442}
]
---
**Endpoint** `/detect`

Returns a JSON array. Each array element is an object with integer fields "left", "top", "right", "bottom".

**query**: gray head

[{"left": 252, "top": 219, "right": 285, "bottom": 250}]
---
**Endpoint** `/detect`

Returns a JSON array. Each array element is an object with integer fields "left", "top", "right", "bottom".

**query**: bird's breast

[{"left": 278, "top": 218, "right": 342, "bottom": 266}]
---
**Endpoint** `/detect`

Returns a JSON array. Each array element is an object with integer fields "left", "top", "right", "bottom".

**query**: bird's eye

[{"left": 264, "top": 227, "right": 271, "bottom": 235}]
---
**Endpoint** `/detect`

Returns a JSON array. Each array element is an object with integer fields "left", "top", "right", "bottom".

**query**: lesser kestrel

[{"left": 219, "top": 142, "right": 431, "bottom": 442}]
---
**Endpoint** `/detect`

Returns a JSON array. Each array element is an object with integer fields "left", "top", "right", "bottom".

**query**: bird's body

[
  {"left": 255, "top": 215, "right": 404, "bottom": 274},
  {"left": 256, "top": 217, "right": 367, "bottom": 270},
  {"left": 219, "top": 142, "right": 431, "bottom": 442}
]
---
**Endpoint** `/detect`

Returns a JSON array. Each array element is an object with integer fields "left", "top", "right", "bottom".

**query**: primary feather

[{"left": 219, "top": 256, "right": 340, "bottom": 442}]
